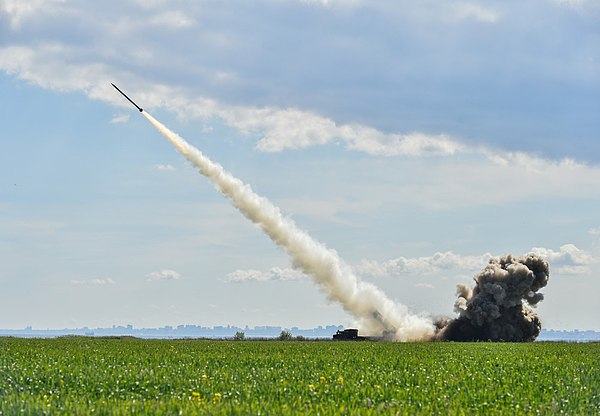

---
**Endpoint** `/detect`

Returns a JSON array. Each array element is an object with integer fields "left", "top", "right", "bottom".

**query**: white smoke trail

[{"left": 143, "top": 111, "right": 435, "bottom": 341}]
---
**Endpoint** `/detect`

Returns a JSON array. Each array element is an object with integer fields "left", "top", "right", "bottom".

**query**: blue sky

[{"left": 1, "top": 0, "right": 599, "bottom": 331}]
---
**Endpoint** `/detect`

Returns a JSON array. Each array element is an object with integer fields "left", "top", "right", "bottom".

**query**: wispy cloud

[
  {"left": 0, "top": 0, "right": 67, "bottom": 28},
  {"left": 0, "top": 1, "right": 597, "bottom": 167},
  {"left": 231, "top": 245, "right": 598, "bottom": 283},
  {"left": 70, "top": 278, "right": 115, "bottom": 285},
  {"left": 554, "top": 0, "right": 600, "bottom": 13},
  {"left": 154, "top": 164, "right": 175, "bottom": 171},
  {"left": 225, "top": 267, "right": 305, "bottom": 282},
  {"left": 110, "top": 114, "right": 129, "bottom": 124},
  {"left": 300, "top": 0, "right": 363, "bottom": 7},
  {"left": 360, "top": 245, "right": 597, "bottom": 278},
  {"left": 415, "top": 282, "right": 435, "bottom": 289},
  {"left": 226, "top": 252, "right": 492, "bottom": 283},
  {"left": 146, "top": 269, "right": 181, "bottom": 282},
  {"left": 355, "top": 252, "right": 494, "bottom": 278},
  {"left": 451, "top": 3, "right": 500, "bottom": 23},
  {"left": 2, "top": 40, "right": 596, "bottom": 201},
  {"left": 148, "top": 10, "right": 195, "bottom": 29},
  {"left": 588, "top": 227, "right": 600, "bottom": 236}
]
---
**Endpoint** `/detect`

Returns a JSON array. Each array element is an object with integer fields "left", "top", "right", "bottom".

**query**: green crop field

[{"left": 0, "top": 337, "right": 597, "bottom": 415}]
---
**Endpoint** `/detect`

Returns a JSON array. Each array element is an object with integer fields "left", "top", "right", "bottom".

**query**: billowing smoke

[
  {"left": 435, "top": 254, "right": 549, "bottom": 342},
  {"left": 142, "top": 112, "right": 435, "bottom": 341}
]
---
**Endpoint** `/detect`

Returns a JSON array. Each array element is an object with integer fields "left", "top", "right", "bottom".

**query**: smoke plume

[
  {"left": 435, "top": 253, "right": 549, "bottom": 342},
  {"left": 142, "top": 112, "right": 435, "bottom": 341}
]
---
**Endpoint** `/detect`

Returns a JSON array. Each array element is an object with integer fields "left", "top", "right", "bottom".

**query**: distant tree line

[{"left": 232, "top": 330, "right": 308, "bottom": 341}]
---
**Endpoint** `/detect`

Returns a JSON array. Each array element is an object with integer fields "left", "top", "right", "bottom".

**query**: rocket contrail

[
  {"left": 141, "top": 110, "right": 435, "bottom": 341},
  {"left": 113, "top": 84, "right": 549, "bottom": 342},
  {"left": 110, "top": 84, "right": 435, "bottom": 339}
]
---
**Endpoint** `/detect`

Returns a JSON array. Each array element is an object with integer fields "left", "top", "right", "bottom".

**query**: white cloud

[
  {"left": 229, "top": 245, "right": 598, "bottom": 283},
  {"left": 148, "top": 10, "right": 195, "bottom": 29},
  {"left": 194, "top": 103, "right": 463, "bottom": 157},
  {"left": 227, "top": 252, "right": 493, "bottom": 283},
  {"left": 70, "top": 278, "right": 115, "bottom": 285},
  {"left": 0, "top": 0, "right": 67, "bottom": 28},
  {"left": 0, "top": 45, "right": 111, "bottom": 94},
  {"left": 3, "top": 40, "right": 596, "bottom": 197},
  {"left": 415, "top": 282, "right": 435, "bottom": 289},
  {"left": 146, "top": 269, "right": 181, "bottom": 281},
  {"left": 0, "top": 1, "right": 597, "bottom": 168},
  {"left": 385, "top": 150, "right": 600, "bottom": 210},
  {"left": 355, "top": 251, "right": 493, "bottom": 278},
  {"left": 0, "top": 1, "right": 598, "bottom": 214},
  {"left": 532, "top": 244, "right": 593, "bottom": 264},
  {"left": 452, "top": 2, "right": 500, "bottom": 23},
  {"left": 162, "top": 91, "right": 600, "bottom": 184},
  {"left": 7, "top": 42, "right": 597, "bottom": 184},
  {"left": 110, "top": 114, "right": 129, "bottom": 124},
  {"left": 357, "top": 245, "right": 598, "bottom": 278},
  {"left": 155, "top": 164, "right": 175, "bottom": 171},
  {"left": 225, "top": 267, "right": 306, "bottom": 282},
  {"left": 300, "top": 0, "right": 363, "bottom": 7},
  {"left": 588, "top": 227, "right": 600, "bottom": 236},
  {"left": 554, "top": 0, "right": 600, "bottom": 12},
  {"left": 531, "top": 244, "right": 596, "bottom": 274},
  {"left": 1, "top": 37, "right": 598, "bottom": 214}
]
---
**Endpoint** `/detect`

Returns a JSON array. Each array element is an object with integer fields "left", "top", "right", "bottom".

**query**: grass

[{"left": 0, "top": 337, "right": 598, "bottom": 414}]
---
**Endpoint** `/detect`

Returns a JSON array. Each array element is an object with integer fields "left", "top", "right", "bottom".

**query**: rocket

[{"left": 111, "top": 83, "right": 143, "bottom": 112}]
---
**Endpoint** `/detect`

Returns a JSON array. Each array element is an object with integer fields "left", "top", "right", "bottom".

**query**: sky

[{"left": 1, "top": 0, "right": 599, "bottom": 331}]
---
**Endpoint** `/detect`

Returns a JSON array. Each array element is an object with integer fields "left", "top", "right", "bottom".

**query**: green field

[{"left": 0, "top": 337, "right": 597, "bottom": 415}]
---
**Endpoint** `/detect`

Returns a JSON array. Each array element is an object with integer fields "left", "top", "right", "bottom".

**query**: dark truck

[{"left": 332, "top": 328, "right": 366, "bottom": 341}]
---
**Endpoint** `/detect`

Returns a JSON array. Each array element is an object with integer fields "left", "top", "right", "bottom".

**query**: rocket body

[{"left": 111, "top": 83, "right": 143, "bottom": 112}]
